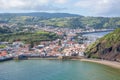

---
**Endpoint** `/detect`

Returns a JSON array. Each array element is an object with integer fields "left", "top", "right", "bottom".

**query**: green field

[{"left": 0, "top": 31, "right": 58, "bottom": 43}]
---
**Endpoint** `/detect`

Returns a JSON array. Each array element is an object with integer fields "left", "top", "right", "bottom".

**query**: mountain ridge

[
  {"left": 0, "top": 12, "right": 81, "bottom": 18},
  {"left": 0, "top": 12, "right": 120, "bottom": 29}
]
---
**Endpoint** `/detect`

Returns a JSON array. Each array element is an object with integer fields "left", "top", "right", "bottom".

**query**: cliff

[{"left": 85, "top": 28, "right": 120, "bottom": 62}]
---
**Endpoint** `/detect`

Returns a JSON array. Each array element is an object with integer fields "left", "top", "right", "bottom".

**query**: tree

[
  {"left": 58, "top": 40, "right": 62, "bottom": 46},
  {"left": 30, "top": 41, "right": 34, "bottom": 48}
]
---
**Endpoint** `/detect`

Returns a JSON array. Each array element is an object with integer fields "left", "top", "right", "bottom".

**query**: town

[{"left": 0, "top": 24, "right": 113, "bottom": 61}]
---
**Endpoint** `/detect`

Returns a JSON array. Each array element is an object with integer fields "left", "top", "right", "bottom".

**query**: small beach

[{"left": 81, "top": 59, "right": 120, "bottom": 69}]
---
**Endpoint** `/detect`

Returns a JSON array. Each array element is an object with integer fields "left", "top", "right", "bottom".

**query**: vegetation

[
  {"left": 0, "top": 45, "right": 6, "bottom": 49},
  {"left": 41, "top": 17, "right": 120, "bottom": 29},
  {"left": 0, "top": 31, "right": 59, "bottom": 43},
  {"left": 0, "top": 27, "right": 12, "bottom": 33},
  {"left": 0, "top": 13, "right": 120, "bottom": 29},
  {"left": 85, "top": 28, "right": 120, "bottom": 61}
]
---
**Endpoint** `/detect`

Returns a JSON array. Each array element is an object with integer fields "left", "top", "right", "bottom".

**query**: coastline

[
  {"left": 28, "top": 58, "right": 59, "bottom": 60},
  {"left": 80, "top": 59, "right": 120, "bottom": 69},
  {"left": 28, "top": 57, "right": 120, "bottom": 69},
  {"left": 1, "top": 56, "right": 120, "bottom": 69}
]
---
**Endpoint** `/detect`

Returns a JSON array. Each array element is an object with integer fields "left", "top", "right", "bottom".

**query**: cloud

[
  {"left": 0, "top": 0, "right": 120, "bottom": 16},
  {"left": 54, "top": 0, "right": 67, "bottom": 4},
  {"left": 74, "top": 0, "right": 120, "bottom": 16},
  {"left": 0, "top": 0, "right": 66, "bottom": 12},
  {"left": 0, "top": 0, "right": 25, "bottom": 9}
]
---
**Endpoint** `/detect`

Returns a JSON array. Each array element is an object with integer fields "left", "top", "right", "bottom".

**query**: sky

[{"left": 0, "top": 0, "right": 120, "bottom": 17}]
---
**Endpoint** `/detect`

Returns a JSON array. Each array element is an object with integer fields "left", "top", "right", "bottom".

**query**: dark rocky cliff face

[{"left": 85, "top": 28, "right": 120, "bottom": 62}]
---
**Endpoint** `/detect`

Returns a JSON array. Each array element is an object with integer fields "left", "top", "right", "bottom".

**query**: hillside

[
  {"left": 0, "top": 12, "right": 120, "bottom": 29},
  {"left": 0, "top": 31, "right": 58, "bottom": 43},
  {"left": 85, "top": 28, "right": 120, "bottom": 61},
  {"left": 41, "top": 17, "right": 120, "bottom": 29},
  {"left": 0, "top": 12, "right": 80, "bottom": 19}
]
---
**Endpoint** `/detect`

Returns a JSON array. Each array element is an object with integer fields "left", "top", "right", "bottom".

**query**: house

[
  {"left": 13, "top": 41, "right": 24, "bottom": 48},
  {"left": 0, "top": 51, "right": 7, "bottom": 57},
  {"left": 78, "top": 52, "right": 84, "bottom": 56},
  {"left": 35, "top": 45, "right": 45, "bottom": 49},
  {"left": 0, "top": 42, "right": 9, "bottom": 45}
]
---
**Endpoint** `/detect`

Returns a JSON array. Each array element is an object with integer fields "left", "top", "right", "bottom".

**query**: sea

[{"left": 0, "top": 60, "right": 120, "bottom": 80}]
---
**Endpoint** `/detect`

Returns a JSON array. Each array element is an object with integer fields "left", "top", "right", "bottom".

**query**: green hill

[
  {"left": 41, "top": 17, "right": 120, "bottom": 29},
  {"left": 0, "top": 12, "right": 80, "bottom": 19},
  {"left": 0, "top": 31, "right": 58, "bottom": 43},
  {"left": 0, "top": 12, "right": 120, "bottom": 29},
  {"left": 85, "top": 28, "right": 120, "bottom": 61}
]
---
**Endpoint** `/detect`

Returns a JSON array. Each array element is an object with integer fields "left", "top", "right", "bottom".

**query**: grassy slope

[
  {"left": 85, "top": 28, "right": 120, "bottom": 59},
  {"left": 1, "top": 14, "right": 120, "bottom": 29},
  {"left": 0, "top": 31, "right": 58, "bottom": 43}
]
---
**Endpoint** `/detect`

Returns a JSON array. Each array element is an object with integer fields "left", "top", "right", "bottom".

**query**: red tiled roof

[{"left": 0, "top": 51, "right": 7, "bottom": 56}]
